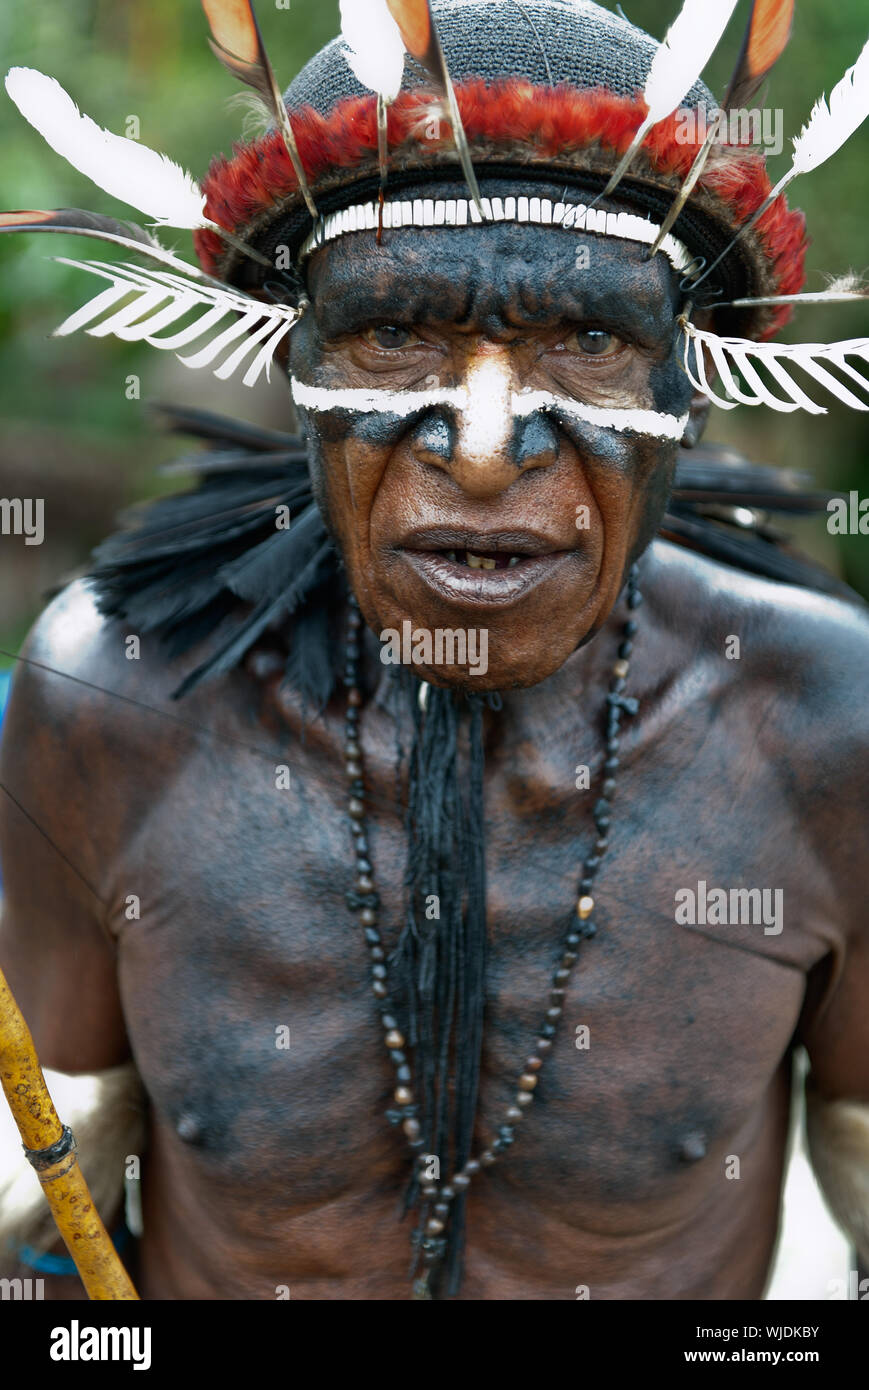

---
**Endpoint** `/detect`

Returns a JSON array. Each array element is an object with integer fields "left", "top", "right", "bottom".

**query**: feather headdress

[
  {"left": 727, "top": 274, "right": 869, "bottom": 309},
  {"left": 0, "top": 209, "right": 231, "bottom": 284},
  {"left": 385, "top": 0, "right": 483, "bottom": 213},
  {"left": 0, "top": 213, "right": 303, "bottom": 388},
  {"left": 3, "top": 0, "right": 868, "bottom": 416},
  {"left": 680, "top": 315, "right": 869, "bottom": 414},
  {"left": 726, "top": 0, "right": 796, "bottom": 111},
  {"left": 339, "top": 0, "right": 482, "bottom": 215},
  {"left": 656, "top": 23, "right": 869, "bottom": 418},
  {"left": 2, "top": 46, "right": 309, "bottom": 388},
  {"left": 4, "top": 68, "right": 207, "bottom": 230},
  {"left": 341, "top": 0, "right": 406, "bottom": 102},
  {"left": 50, "top": 259, "right": 301, "bottom": 388}
]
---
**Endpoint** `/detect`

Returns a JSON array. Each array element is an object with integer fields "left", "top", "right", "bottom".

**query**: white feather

[
  {"left": 691, "top": 37, "right": 869, "bottom": 290},
  {"left": 601, "top": 0, "right": 738, "bottom": 198},
  {"left": 339, "top": 0, "right": 405, "bottom": 102},
  {"left": 789, "top": 37, "right": 869, "bottom": 175},
  {"left": 729, "top": 287, "right": 869, "bottom": 308},
  {"left": 5, "top": 67, "right": 207, "bottom": 228},
  {"left": 644, "top": 0, "right": 739, "bottom": 124}
]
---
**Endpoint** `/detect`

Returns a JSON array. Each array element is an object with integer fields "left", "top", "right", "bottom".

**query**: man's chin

[
  {"left": 396, "top": 656, "right": 569, "bottom": 694},
  {"left": 370, "top": 614, "right": 592, "bottom": 693},
  {"left": 351, "top": 573, "right": 613, "bottom": 693}
]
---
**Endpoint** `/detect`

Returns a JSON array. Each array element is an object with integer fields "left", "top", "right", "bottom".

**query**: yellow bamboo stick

[{"left": 0, "top": 965, "right": 139, "bottom": 1300}]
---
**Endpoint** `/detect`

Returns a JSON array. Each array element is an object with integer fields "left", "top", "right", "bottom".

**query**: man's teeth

[{"left": 446, "top": 549, "right": 522, "bottom": 570}]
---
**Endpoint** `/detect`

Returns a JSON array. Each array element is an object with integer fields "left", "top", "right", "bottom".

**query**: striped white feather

[
  {"left": 789, "top": 38, "right": 869, "bottom": 176},
  {"left": 691, "top": 38, "right": 869, "bottom": 289},
  {"left": 5, "top": 67, "right": 207, "bottom": 229},
  {"left": 52, "top": 259, "right": 302, "bottom": 388},
  {"left": 601, "top": 0, "right": 739, "bottom": 197},
  {"left": 680, "top": 317, "right": 869, "bottom": 414},
  {"left": 339, "top": 0, "right": 405, "bottom": 102}
]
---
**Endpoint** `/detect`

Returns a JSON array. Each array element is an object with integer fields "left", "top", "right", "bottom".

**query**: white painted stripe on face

[
  {"left": 291, "top": 377, "right": 466, "bottom": 415},
  {"left": 290, "top": 377, "right": 688, "bottom": 441},
  {"left": 511, "top": 389, "right": 689, "bottom": 441},
  {"left": 460, "top": 355, "right": 512, "bottom": 460}
]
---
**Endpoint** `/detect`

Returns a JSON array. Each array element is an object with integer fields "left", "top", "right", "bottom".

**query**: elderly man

[{"left": 0, "top": 0, "right": 867, "bottom": 1301}]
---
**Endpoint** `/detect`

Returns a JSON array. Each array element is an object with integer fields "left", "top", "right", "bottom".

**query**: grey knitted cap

[{"left": 286, "top": 0, "right": 712, "bottom": 115}]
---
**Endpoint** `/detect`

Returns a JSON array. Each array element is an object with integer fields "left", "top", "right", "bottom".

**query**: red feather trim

[{"left": 194, "top": 79, "right": 806, "bottom": 338}]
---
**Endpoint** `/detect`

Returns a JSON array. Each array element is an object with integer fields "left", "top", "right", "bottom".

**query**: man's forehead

[{"left": 308, "top": 220, "right": 682, "bottom": 342}]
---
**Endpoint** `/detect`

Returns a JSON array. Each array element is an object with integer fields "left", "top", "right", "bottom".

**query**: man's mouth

[
  {"left": 442, "top": 548, "right": 523, "bottom": 569},
  {"left": 397, "top": 528, "right": 575, "bottom": 607}
]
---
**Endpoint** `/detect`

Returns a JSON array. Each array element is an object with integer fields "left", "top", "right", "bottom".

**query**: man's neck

[{"left": 352, "top": 542, "right": 670, "bottom": 757}]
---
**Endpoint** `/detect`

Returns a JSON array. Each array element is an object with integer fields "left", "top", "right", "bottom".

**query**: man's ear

[
  {"left": 681, "top": 385, "right": 711, "bottom": 449},
  {"left": 679, "top": 307, "right": 715, "bottom": 450},
  {"left": 274, "top": 336, "right": 291, "bottom": 372}
]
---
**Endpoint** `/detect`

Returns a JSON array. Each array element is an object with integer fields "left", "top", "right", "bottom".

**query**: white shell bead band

[{"left": 298, "top": 196, "right": 694, "bottom": 275}]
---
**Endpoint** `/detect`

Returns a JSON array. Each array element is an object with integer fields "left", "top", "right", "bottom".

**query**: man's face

[{"left": 289, "top": 188, "right": 700, "bottom": 690}]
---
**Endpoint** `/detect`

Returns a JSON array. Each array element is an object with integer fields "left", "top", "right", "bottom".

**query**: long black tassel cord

[{"left": 341, "top": 567, "right": 643, "bottom": 1298}]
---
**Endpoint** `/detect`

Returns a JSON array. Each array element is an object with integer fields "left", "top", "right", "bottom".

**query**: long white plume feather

[
  {"left": 788, "top": 37, "right": 869, "bottom": 175},
  {"left": 680, "top": 317, "right": 869, "bottom": 414},
  {"left": 645, "top": 0, "right": 738, "bottom": 122},
  {"left": 339, "top": 0, "right": 405, "bottom": 102},
  {"left": 691, "top": 37, "right": 869, "bottom": 288},
  {"left": 5, "top": 67, "right": 207, "bottom": 229},
  {"left": 601, "top": 0, "right": 739, "bottom": 198},
  {"left": 728, "top": 277, "right": 869, "bottom": 308}
]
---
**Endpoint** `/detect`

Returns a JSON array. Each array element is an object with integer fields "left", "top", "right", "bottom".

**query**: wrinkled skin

[
  {"left": 1, "top": 201, "right": 867, "bottom": 1301},
  {"left": 290, "top": 185, "right": 709, "bottom": 690}
]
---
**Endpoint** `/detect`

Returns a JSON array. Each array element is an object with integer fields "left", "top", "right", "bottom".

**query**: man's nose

[{"left": 410, "top": 350, "right": 558, "bottom": 499}]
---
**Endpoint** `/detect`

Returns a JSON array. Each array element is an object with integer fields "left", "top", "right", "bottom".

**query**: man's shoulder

[
  {"left": 20, "top": 578, "right": 119, "bottom": 682},
  {"left": 14, "top": 579, "right": 161, "bottom": 713},
  {"left": 648, "top": 539, "right": 869, "bottom": 747},
  {"left": 651, "top": 537, "right": 868, "bottom": 656},
  {"left": 3, "top": 579, "right": 228, "bottom": 761}
]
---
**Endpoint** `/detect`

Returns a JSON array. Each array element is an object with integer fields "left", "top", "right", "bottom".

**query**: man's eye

[
  {"left": 363, "top": 325, "right": 415, "bottom": 349},
  {"left": 568, "top": 329, "right": 623, "bottom": 357}
]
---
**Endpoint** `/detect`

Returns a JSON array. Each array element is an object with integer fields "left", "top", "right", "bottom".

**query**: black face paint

[
  {"left": 411, "top": 412, "right": 454, "bottom": 463},
  {"left": 512, "top": 411, "right": 559, "bottom": 467}
]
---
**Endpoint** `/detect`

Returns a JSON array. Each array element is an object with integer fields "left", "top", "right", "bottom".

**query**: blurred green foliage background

[{"left": 0, "top": 0, "right": 867, "bottom": 668}]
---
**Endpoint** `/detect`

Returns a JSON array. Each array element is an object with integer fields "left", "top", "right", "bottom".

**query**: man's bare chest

[{"left": 109, "top": 683, "right": 816, "bottom": 1230}]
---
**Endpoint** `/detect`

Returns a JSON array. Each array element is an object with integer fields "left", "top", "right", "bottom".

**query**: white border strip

[
  {"left": 299, "top": 197, "right": 693, "bottom": 275},
  {"left": 290, "top": 377, "right": 688, "bottom": 442}
]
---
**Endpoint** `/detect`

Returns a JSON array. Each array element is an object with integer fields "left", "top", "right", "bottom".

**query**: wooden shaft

[{"left": 0, "top": 966, "right": 139, "bottom": 1300}]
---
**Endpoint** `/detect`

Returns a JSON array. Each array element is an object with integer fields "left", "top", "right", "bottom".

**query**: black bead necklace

[{"left": 342, "top": 564, "right": 643, "bottom": 1299}]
